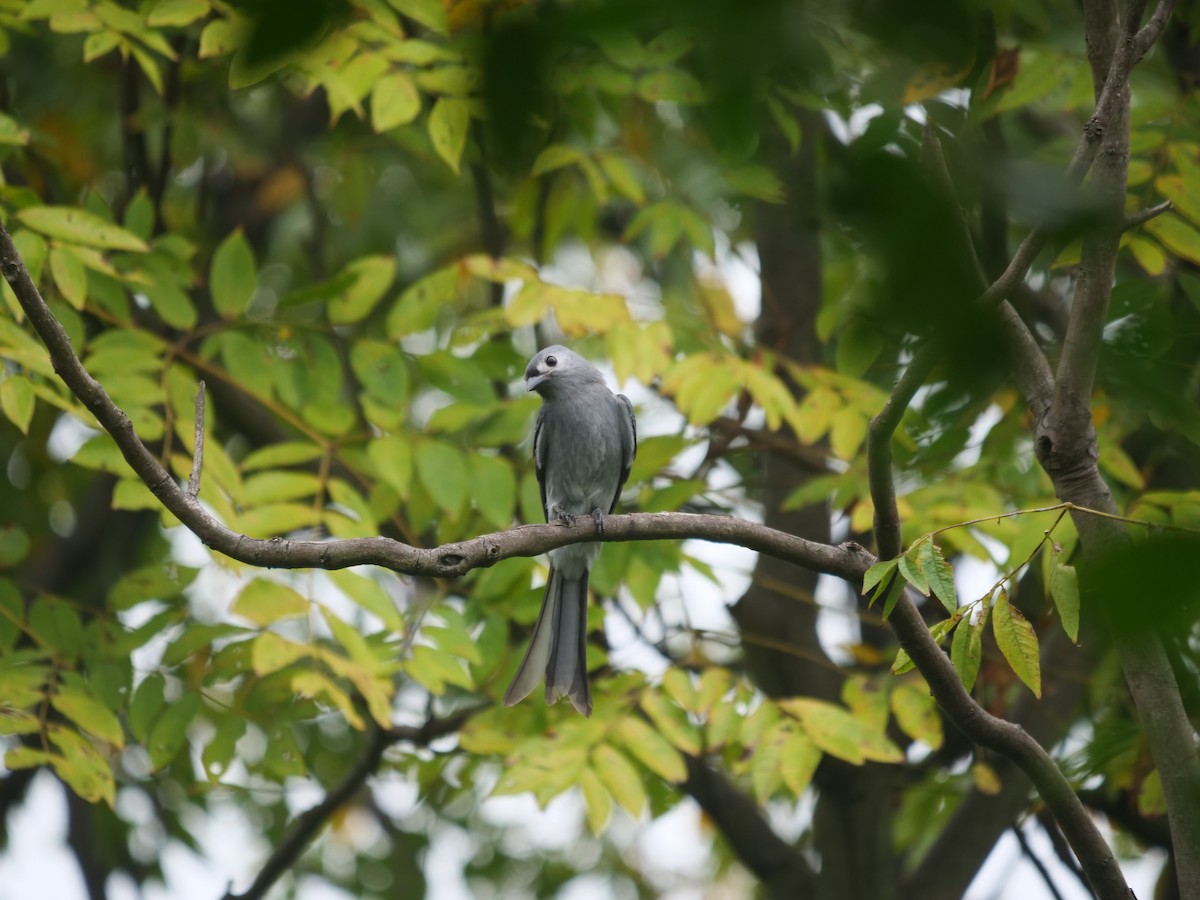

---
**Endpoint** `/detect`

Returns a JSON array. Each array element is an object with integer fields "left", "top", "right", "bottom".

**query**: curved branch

[
  {"left": 682, "top": 754, "right": 814, "bottom": 897},
  {"left": 0, "top": 221, "right": 871, "bottom": 588},
  {"left": 223, "top": 706, "right": 486, "bottom": 900}
]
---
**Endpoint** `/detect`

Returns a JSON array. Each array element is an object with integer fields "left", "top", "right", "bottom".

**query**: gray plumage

[{"left": 502, "top": 345, "right": 637, "bottom": 716}]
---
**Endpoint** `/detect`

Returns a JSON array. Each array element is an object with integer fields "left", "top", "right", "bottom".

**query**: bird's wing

[
  {"left": 533, "top": 405, "right": 549, "bottom": 521},
  {"left": 609, "top": 393, "right": 637, "bottom": 514}
]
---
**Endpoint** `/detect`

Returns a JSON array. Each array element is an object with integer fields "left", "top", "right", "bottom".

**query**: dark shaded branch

[
  {"left": 65, "top": 785, "right": 110, "bottom": 900},
  {"left": 150, "top": 34, "right": 187, "bottom": 231},
  {"left": 1012, "top": 823, "right": 1067, "bottom": 900},
  {"left": 1037, "top": 809, "right": 1092, "bottom": 893},
  {"left": 1042, "top": 4, "right": 1200, "bottom": 894},
  {"left": 682, "top": 754, "right": 814, "bottom": 898},
  {"left": 223, "top": 706, "right": 485, "bottom": 900},
  {"left": 878, "top": 589, "right": 1129, "bottom": 898}
]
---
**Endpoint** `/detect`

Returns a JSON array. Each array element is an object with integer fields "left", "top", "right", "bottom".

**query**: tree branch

[
  {"left": 186, "top": 381, "right": 206, "bottom": 499},
  {"left": 223, "top": 706, "right": 486, "bottom": 900},
  {"left": 682, "top": 754, "right": 814, "bottom": 897},
  {"left": 0, "top": 220, "right": 871, "bottom": 584},
  {"left": 1012, "top": 822, "right": 1068, "bottom": 900}
]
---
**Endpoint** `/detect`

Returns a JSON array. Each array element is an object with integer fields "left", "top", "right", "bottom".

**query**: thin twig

[
  {"left": 1012, "top": 822, "right": 1068, "bottom": 900},
  {"left": 1123, "top": 199, "right": 1173, "bottom": 231},
  {"left": 223, "top": 705, "right": 487, "bottom": 900},
  {"left": 186, "top": 381, "right": 206, "bottom": 499}
]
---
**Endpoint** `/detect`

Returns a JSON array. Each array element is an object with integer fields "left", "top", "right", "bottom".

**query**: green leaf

[
  {"left": 387, "top": 264, "right": 459, "bottom": 338},
  {"left": 591, "top": 743, "right": 646, "bottom": 817},
  {"left": 0, "top": 376, "right": 35, "bottom": 434},
  {"left": 387, "top": 0, "right": 447, "bottom": 34},
  {"left": 351, "top": 339, "right": 408, "bottom": 404},
  {"left": 209, "top": 229, "right": 257, "bottom": 318},
  {"left": 327, "top": 570, "right": 403, "bottom": 634},
  {"left": 862, "top": 558, "right": 897, "bottom": 596},
  {"left": 636, "top": 69, "right": 706, "bottom": 104},
  {"left": 241, "top": 441, "right": 324, "bottom": 471},
  {"left": 1050, "top": 564, "right": 1080, "bottom": 643},
  {"left": 51, "top": 685, "right": 124, "bottom": 747},
  {"left": 330, "top": 255, "right": 396, "bottom": 324},
  {"left": 107, "top": 563, "right": 198, "bottom": 611},
  {"left": 368, "top": 435, "right": 413, "bottom": 498},
  {"left": 30, "top": 596, "right": 83, "bottom": 658},
  {"left": 128, "top": 673, "right": 165, "bottom": 742},
  {"left": 49, "top": 245, "right": 88, "bottom": 309},
  {"left": 899, "top": 543, "right": 929, "bottom": 595},
  {"left": 616, "top": 716, "right": 687, "bottom": 783},
  {"left": 428, "top": 97, "right": 470, "bottom": 174},
  {"left": 532, "top": 144, "right": 585, "bottom": 176},
  {"left": 231, "top": 580, "right": 310, "bottom": 626},
  {"left": 992, "top": 590, "right": 1041, "bottom": 698},
  {"left": 414, "top": 440, "right": 468, "bottom": 516},
  {"left": 18, "top": 206, "right": 148, "bottom": 252},
  {"left": 890, "top": 682, "right": 943, "bottom": 750},
  {"left": 202, "top": 717, "right": 246, "bottom": 780},
  {"left": 951, "top": 611, "right": 985, "bottom": 692},
  {"left": 468, "top": 453, "right": 516, "bottom": 528},
  {"left": 242, "top": 471, "right": 321, "bottom": 505},
  {"left": 147, "top": 0, "right": 211, "bottom": 27},
  {"left": 918, "top": 539, "right": 958, "bottom": 612},
  {"left": 147, "top": 691, "right": 199, "bottom": 771}
]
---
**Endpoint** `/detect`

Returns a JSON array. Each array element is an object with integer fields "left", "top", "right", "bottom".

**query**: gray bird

[{"left": 502, "top": 345, "right": 637, "bottom": 716}]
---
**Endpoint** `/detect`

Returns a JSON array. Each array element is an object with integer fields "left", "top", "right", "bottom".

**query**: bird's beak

[{"left": 526, "top": 372, "right": 547, "bottom": 392}]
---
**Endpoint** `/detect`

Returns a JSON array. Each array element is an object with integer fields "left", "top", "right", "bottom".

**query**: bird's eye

[{"left": 545, "top": 356, "right": 557, "bottom": 367}]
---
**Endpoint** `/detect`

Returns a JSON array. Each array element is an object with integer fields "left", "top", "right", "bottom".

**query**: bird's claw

[
  {"left": 550, "top": 505, "right": 576, "bottom": 527},
  {"left": 590, "top": 508, "right": 606, "bottom": 535}
]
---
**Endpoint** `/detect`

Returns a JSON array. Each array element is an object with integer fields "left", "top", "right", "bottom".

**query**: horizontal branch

[{"left": 0, "top": 221, "right": 871, "bottom": 590}]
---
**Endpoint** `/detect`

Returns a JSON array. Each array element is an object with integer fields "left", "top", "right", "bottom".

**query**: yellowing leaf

[
  {"left": 780, "top": 730, "right": 821, "bottom": 798},
  {"left": 890, "top": 681, "right": 943, "bottom": 750},
  {"left": 992, "top": 590, "right": 1041, "bottom": 698},
  {"left": 1145, "top": 214, "right": 1200, "bottom": 266},
  {"left": 18, "top": 206, "right": 148, "bottom": 252},
  {"left": 231, "top": 580, "right": 310, "bottom": 626},
  {"left": 579, "top": 766, "right": 611, "bottom": 834},
  {"left": 51, "top": 686, "right": 124, "bottom": 747},
  {"left": 371, "top": 72, "right": 421, "bottom": 131},
  {"left": 428, "top": 97, "right": 470, "bottom": 174},
  {"left": 592, "top": 743, "right": 646, "bottom": 817},
  {"left": 779, "top": 697, "right": 904, "bottom": 765},
  {"left": 252, "top": 631, "right": 309, "bottom": 675},
  {"left": 616, "top": 716, "right": 687, "bottom": 783}
]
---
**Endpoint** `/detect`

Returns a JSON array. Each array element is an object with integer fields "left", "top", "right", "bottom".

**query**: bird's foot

[
  {"left": 590, "top": 508, "right": 606, "bottom": 535},
  {"left": 550, "top": 504, "right": 576, "bottom": 527}
]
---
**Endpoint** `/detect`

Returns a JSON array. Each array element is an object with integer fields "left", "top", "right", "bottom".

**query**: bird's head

[{"left": 525, "top": 345, "right": 596, "bottom": 395}]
